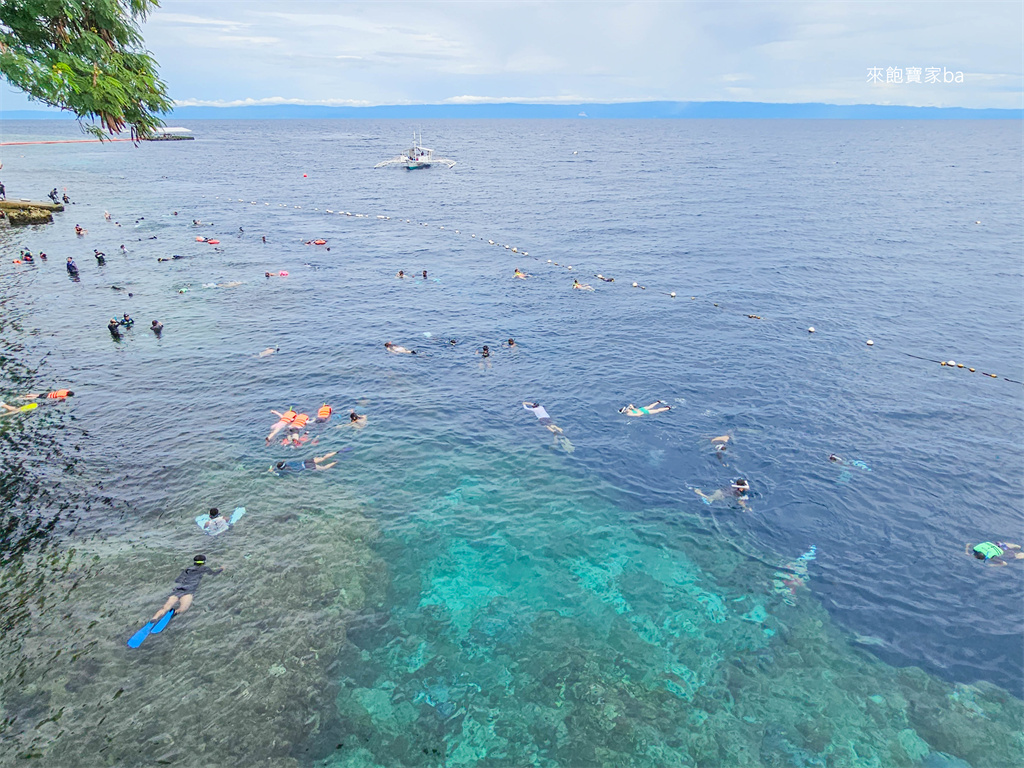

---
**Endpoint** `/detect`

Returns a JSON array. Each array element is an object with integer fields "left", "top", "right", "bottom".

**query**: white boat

[
  {"left": 144, "top": 127, "right": 194, "bottom": 141},
  {"left": 375, "top": 133, "right": 455, "bottom": 169}
]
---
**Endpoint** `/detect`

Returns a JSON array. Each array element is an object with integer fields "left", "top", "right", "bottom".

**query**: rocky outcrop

[{"left": 3, "top": 207, "right": 53, "bottom": 225}]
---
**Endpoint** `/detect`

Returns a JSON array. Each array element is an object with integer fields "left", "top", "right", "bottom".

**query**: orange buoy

[
  {"left": 313, "top": 239, "right": 326, "bottom": 245},
  {"left": 279, "top": 270, "right": 289, "bottom": 276},
  {"left": 195, "top": 236, "right": 205, "bottom": 242},
  {"left": 207, "top": 239, "right": 220, "bottom": 245},
  {"left": 303, "top": 174, "right": 308, "bottom": 177}
]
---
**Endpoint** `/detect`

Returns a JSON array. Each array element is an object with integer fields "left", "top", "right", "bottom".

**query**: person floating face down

[
  {"left": 968, "top": 541, "right": 1024, "bottom": 566},
  {"left": 19, "top": 388, "right": 74, "bottom": 402},
  {"left": 695, "top": 478, "right": 751, "bottom": 508},
  {"left": 151, "top": 554, "right": 223, "bottom": 623},
  {"left": 619, "top": 401, "right": 671, "bottom": 417},
  {"left": 269, "top": 452, "right": 339, "bottom": 474},
  {"left": 200, "top": 508, "right": 230, "bottom": 536},
  {"left": 523, "top": 401, "right": 575, "bottom": 453}
]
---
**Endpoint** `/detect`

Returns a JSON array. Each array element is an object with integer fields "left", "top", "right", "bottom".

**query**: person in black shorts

[
  {"left": 269, "top": 451, "right": 338, "bottom": 474},
  {"left": 151, "top": 554, "right": 223, "bottom": 621}
]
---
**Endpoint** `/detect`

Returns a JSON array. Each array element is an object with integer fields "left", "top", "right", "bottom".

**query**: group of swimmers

[
  {"left": 384, "top": 338, "right": 517, "bottom": 357},
  {"left": 266, "top": 404, "right": 366, "bottom": 445}
]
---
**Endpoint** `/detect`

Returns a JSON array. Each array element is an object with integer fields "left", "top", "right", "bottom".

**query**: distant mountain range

[{"left": 0, "top": 101, "right": 1019, "bottom": 120}]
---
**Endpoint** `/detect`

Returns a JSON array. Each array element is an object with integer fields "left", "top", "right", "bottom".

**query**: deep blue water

[{"left": 0, "top": 118, "right": 1021, "bottom": 767}]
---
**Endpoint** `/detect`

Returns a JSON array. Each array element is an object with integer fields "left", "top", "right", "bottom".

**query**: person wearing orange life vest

[
  {"left": 266, "top": 408, "right": 298, "bottom": 444},
  {"left": 287, "top": 413, "right": 311, "bottom": 434},
  {"left": 315, "top": 404, "right": 332, "bottom": 423},
  {"left": 20, "top": 389, "right": 74, "bottom": 401}
]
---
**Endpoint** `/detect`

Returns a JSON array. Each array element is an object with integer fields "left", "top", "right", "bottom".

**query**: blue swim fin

[
  {"left": 151, "top": 609, "right": 174, "bottom": 634},
  {"left": 228, "top": 507, "right": 246, "bottom": 525},
  {"left": 127, "top": 621, "right": 156, "bottom": 648}
]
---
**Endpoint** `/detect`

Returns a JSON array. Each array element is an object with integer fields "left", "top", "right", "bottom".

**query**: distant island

[{"left": 1, "top": 101, "right": 1019, "bottom": 120}]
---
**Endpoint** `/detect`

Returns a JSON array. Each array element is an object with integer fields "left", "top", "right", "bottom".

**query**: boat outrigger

[{"left": 375, "top": 133, "right": 455, "bottom": 170}]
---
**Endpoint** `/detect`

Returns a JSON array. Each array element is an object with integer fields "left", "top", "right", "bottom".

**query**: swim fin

[
  {"left": 151, "top": 609, "right": 174, "bottom": 634},
  {"left": 19, "top": 403, "right": 38, "bottom": 412},
  {"left": 229, "top": 506, "right": 246, "bottom": 525},
  {"left": 127, "top": 621, "right": 156, "bottom": 648}
]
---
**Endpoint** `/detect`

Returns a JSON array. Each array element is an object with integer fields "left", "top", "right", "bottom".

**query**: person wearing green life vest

[{"left": 967, "top": 541, "right": 1024, "bottom": 566}]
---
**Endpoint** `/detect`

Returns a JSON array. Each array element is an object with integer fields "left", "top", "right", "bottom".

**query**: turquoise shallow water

[{"left": 0, "top": 119, "right": 1021, "bottom": 767}]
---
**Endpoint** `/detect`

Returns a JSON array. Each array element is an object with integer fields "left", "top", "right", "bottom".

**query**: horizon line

[{"left": 1, "top": 99, "right": 1020, "bottom": 120}]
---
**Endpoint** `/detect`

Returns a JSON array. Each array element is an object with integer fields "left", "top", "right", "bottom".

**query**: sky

[{"left": 1, "top": 1, "right": 1022, "bottom": 111}]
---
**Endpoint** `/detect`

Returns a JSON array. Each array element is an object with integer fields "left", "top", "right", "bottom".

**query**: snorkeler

[
  {"left": 281, "top": 432, "right": 315, "bottom": 448},
  {"left": 94, "top": 249, "right": 106, "bottom": 264},
  {"left": 74, "top": 224, "right": 87, "bottom": 236},
  {"left": 108, "top": 319, "right": 122, "bottom": 337},
  {"left": 257, "top": 347, "right": 279, "bottom": 358},
  {"left": 572, "top": 279, "right": 594, "bottom": 291},
  {"left": 421, "top": 270, "right": 428, "bottom": 279},
  {"left": 19, "top": 388, "right": 74, "bottom": 401},
  {"left": 967, "top": 541, "right": 1024, "bottom": 566},
  {"left": 287, "top": 412, "right": 311, "bottom": 434},
  {"left": 150, "top": 320, "right": 163, "bottom": 336},
  {"left": 315, "top": 403, "right": 333, "bottom": 423},
  {"left": 396, "top": 270, "right": 407, "bottom": 279},
  {"left": 120, "top": 313, "right": 134, "bottom": 327},
  {"left": 828, "top": 454, "right": 871, "bottom": 470},
  {"left": 523, "top": 401, "right": 562, "bottom": 433},
  {"left": 478, "top": 345, "right": 491, "bottom": 358},
  {"left": 595, "top": 274, "right": 615, "bottom": 282},
  {"left": 344, "top": 409, "right": 367, "bottom": 428},
  {"left": 384, "top": 342, "right": 416, "bottom": 355},
  {"left": 503, "top": 338, "right": 516, "bottom": 348},
  {"left": 269, "top": 451, "right": 339, "bottom": 474},
  {"left": 198, "top": 508, "right": 230, "bottom": 536},
  {"left": 619, "top": 401, "right": 671, "bottom": 417},
  {"left": 523, "top": 401, "right": 575, "bottom": 453},
  {"left": 152, "top": 554, "right": 223, "bottom": 622},
  {"left": 266, "top": 407, "right": 298, "bottom": 443},
  {"left": 66, "top": 257, "right": 78, "bottom": 274},
  {"left": 694, "top": 478, "right": 751, "bottom": 508},
  {"left": 709, "top": 435, "right": 730, "bottom": 462},
  {"left": 514, "top": 268, "right": 531, "bottom": 279}
]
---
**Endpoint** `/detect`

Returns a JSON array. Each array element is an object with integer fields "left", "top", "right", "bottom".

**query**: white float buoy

[
  {"left": 670, "top": 292, "right": 676, "bottom": 298},
  {"left": 808, "top": 327, "right": 815, "bottom": 333},
  {"left": 632, "top": 282, "right": 638, "bottom": 288},
  {"left": 947, "top": 360, "right": 956, "bottom": 367},
  {"left": 866, "top": 340, "right": 874, "bottom": 346}
]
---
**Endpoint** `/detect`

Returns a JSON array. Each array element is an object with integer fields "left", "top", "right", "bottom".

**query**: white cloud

[
  {"left": 172, "top": 96, "right": 372, "bottom": 107},
  {"left": 136, "top": 0, "right": 1021, "bottom": 109}
]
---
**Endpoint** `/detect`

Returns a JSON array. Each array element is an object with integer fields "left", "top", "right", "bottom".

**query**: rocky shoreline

[{"left": 0, "top": 199, "right": 64, "bottom": 226}]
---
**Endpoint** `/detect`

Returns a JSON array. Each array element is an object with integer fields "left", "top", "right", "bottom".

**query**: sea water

[{"left": 0, "top": 119, "right": 1020, "bottom": 767}]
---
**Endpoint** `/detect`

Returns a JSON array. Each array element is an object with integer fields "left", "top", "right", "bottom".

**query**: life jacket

[
  {"left": 291, "top": 413, "right": 310, "bottom": 429},
  {"left": 973, "top": 542, "right": 1004, "bottom": 560},
  {"left": 317, "top": 404, "right": 332, "bottom": 420},
  {"left": 47, "top": 389, "right": 70, "bottom": 399},
  {"left": 280, "top": 409, "right": 297, "bottom": 423}
]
